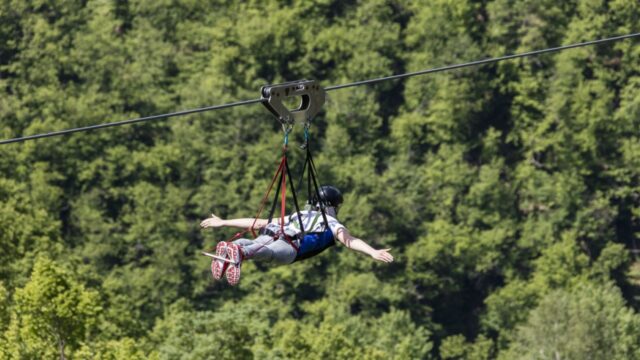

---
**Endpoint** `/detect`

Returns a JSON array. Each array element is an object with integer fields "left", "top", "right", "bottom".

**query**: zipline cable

[
  {"left": 1, "top": 32, "right": 639, "bottom": 145},
  {"left": 325, "top": 32, "right": 640, "bottom": 91},
  {"left": 0, "top": 98, "right": 263, "bottom": 145}
]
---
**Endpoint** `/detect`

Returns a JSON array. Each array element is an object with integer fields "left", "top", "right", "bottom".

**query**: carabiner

[
  {"left": 300, "top": 123, "right": 310, "bottom": 149},
  {"left": 282, "top": 124, "right": 293, "bottom": 146}
]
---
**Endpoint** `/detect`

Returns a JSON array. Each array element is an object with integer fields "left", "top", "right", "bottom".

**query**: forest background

[{"left": 1, "top": 0, "right": 640, "bottom": 359}]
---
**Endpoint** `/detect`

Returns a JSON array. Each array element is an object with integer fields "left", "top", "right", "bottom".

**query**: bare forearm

[
  {"left": 222, "top": 218, "right": 268, "bottom": 229},
  {"left": 333, "top": 228, "right": 393, "bottom": 263},
  {"left": 344, "top": 238, "right": 377, "bottom": 257}
]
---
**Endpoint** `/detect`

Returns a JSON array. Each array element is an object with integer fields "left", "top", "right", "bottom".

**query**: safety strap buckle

[{"left": 261, "top": 80, "right": 325, "bottom": 125}]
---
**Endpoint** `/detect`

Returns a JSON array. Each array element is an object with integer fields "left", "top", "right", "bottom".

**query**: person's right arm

[
  {"left": 335, "top": 227, "right": 394, "bottom": 263},
  {"left": 200, "top": 214, "right": 269, "bottom": 230}
]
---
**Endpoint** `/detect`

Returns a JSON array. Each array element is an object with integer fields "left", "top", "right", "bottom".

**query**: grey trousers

[{"left": 233, "top": 234, "right": 297, "bottom": 265}]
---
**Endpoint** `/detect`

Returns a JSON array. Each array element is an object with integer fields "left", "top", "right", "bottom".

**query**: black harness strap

[
  {"left": 266, "top": 159, "right": 285, "bottom": 228},
  {"left": 306, "top": 145, "right": 330, "bottom": 229},
  {"left": 285, "top": 157, "right": 305, "bottom": 235},
  {"left": 264, "top": 151, "right": 305, "bottom": 239},
  {"left": 295, "top": 137, "right": 330, "bottom": 231}
]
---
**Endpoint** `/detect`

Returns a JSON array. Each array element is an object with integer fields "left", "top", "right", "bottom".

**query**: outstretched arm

[
  {"left": 335, "top": 228, "right": 394, "bottom": 263},
  {"left": 200, "top": 214, "right": 269, "bottom": 230}
]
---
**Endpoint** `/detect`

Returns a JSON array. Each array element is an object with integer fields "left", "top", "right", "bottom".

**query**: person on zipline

[{"left": 200, "top": 185, "right": 394, "bottom": 285}]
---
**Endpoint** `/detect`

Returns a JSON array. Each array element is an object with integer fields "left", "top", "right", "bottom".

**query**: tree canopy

[{"left": 1, "top": 0, "right": 640, "bottom": 359}]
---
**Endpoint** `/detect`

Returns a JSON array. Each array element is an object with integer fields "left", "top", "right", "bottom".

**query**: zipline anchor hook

[{"left": 261, "top": 80, "right": 325, "bottom": 126}]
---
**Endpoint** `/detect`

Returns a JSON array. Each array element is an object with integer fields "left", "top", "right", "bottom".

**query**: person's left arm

[
  {"left": 335, "top": 227, "right": 394, "bottom": 263},
  {"left": 200, "top": 214, "right": 269, "bottom": 230}
]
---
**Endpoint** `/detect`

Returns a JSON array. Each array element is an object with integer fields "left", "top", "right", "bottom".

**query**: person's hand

[
  {"left": 200, "top": 214, "right": 225, "bottom": 229},
  {"left": 371, "top": 248, "right": 394, "bottom": 263}
]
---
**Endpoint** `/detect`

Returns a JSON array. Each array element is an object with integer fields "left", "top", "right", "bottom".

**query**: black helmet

[{"left": 312, "top": 185, "right": 343, "bottom": 208}]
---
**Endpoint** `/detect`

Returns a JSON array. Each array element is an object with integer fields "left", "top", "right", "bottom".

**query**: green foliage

[
  {"left": 265, "top": 309, "right": 432, "bottom": 360},
  {"left": 0, "top": 166, "right": 62, "bottom": 287},
  {"left": 2, "top": 256, "right": 101, "bottom": 359},
  {"left": 0, "top": 281, "right": 8, "bottom": 335},
  {"left": 1, "top": 0, "right": 640, "bottom": 358},
  {"left": 440, "top": 334, "right": 494, "bottom": 360},
  {"left": 74, "top": 338, "right": 155, "bottom": 360},
  {"left": 151, "top": 301, "right": 259, "bottom": 360},
  {"left": 500, "top": 281, "right": 640, "bottom": 360}
]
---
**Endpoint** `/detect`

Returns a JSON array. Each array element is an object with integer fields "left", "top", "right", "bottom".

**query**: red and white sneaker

[
  {"left": 211, "top": 242, "right": 229, "bottom": 280},
  {"left": 226, "top": 243, "right": 243, "bottom": 286}
]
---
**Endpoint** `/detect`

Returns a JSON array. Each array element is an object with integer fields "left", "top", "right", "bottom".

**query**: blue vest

[{"left": 294, "top": 228, "right": 335, "bottom": 262}]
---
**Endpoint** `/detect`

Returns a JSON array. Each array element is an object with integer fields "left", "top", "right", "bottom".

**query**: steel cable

[{"left": 2, "top": 32, "right": 639, "bottom": 145}]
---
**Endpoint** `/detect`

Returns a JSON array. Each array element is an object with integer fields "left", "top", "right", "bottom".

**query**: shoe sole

[
  {"left": 226, "top": 244, "right": 242, "bottom": 286},
  {"left": 211, "top": 242, "right": 229, "bottom": 280}
]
